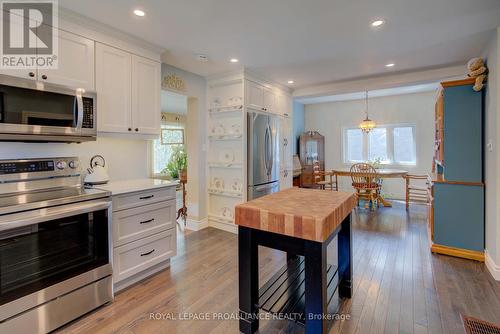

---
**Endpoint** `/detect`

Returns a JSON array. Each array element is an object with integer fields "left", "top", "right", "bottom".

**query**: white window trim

[{"left": 342, "top": 123, "right": 417, "bottom": 167}]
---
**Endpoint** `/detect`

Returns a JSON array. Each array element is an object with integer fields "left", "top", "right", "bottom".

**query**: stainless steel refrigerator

[{"left": 247, "top": 111, "right": 280, "bottom": 200}]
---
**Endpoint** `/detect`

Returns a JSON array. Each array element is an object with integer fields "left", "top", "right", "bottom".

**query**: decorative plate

[
  {"left": 210, "top": 123, "right": 225, "bottom": 136},
  {"left": 230, "top": 124, "right": 241, "bottom": 135},
  {"left": 231, "top": 179, "right": 243, "bottom": 192},
  {"left": 227, "top": 96, "right": 243, "bottom": 106},
  {"left": 212, "top": 177, "right": 224, "bottom": 190},
  {"left": 218, "top": 149, "right": 235, "bottom": 163},
  {"left": 221, "top": 207, "right": 234, "bottom": 219}
]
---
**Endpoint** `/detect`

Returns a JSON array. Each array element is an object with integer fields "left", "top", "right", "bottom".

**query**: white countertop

[{"left": 90, "top": 178, "right": 178, "bottom": 195}]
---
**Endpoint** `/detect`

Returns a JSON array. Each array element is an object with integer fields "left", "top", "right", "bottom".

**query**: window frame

[{"left": 342, "top": 123, "right": 417, "bottom": 167}]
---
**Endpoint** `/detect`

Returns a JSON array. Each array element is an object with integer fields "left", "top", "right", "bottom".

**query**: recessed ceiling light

[
  {"left": 385, "top": 63, "right": 395, "bottom": 68},
  {"left": 287, "top": 80, "right": 294, "bottom": 84},
  {"left": 371, "top": 19, "right": 385, "bottom": 27},
  {"left": 230, "top": 58, "right": 239, "bottom": 63},
  {"left": 133, "top": 9, "right": 145, "bottom": 17},
  {"left": 196, "top": 54, "right": 209, "bottom": 62}
]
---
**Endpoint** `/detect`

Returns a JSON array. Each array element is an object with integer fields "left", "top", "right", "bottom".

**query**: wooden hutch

[
  {"left": 428, "top": 78, "right": 484, "bottom": 261},
  {"left": 298, "top": 131, "right": 324, "bottom": 188}
]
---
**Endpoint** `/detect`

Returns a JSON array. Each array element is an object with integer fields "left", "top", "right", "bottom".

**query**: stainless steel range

[{"left": 0, "top": 157, "right": 113, "bottom": 333}]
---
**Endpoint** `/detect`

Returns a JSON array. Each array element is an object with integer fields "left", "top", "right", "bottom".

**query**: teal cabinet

[
  {"left": 430, "top": 79, "right": 484, "bottom": 261},
  {"left": 442, "top": 84, "right": 483, "bottom": 182},
  {"left": 433, "top": 183, "right": 484, "bottom": 252}
]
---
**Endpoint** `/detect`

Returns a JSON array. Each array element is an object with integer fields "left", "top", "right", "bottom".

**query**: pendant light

[{"left": 359, "top": 91, "right": 376, "bottom": 133}]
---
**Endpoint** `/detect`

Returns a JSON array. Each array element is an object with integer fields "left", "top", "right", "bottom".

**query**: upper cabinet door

[
  {"left": 0, "top": 13, "right": 38, "bottom": 80},
  {"left": 263, "top": 88, "right": 276, "bottom": 113},
  {"left": 41, "top": 30, "right": 95, "bottom": 90},
  {"left": 96, "top": 43, "right": 132, "bottom": 133},
  {"left": 246, "top": 81, "right": 264, "bottom": 111},
  {"left": 131, "top": 55, "right": 161, "bottom": 135}
]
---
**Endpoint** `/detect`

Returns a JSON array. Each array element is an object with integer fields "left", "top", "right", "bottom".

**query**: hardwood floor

[{"left": 59, "top": 202, "right": 500, "bottom": 334}]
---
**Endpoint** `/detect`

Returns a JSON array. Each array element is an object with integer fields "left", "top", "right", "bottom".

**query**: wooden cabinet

[
  {"left": 299, "top": 131, "right": 325, "bottom": 188},
  {"left": 111, "top": 186, "right": 177, "bottom": 291},
  {"left": 245, "top": 80, "right": 277, "bottom": 113},
  {"left": 96, "top": 43, "right": 132, "bottom": 133},
  {"left": 42, "top": 30, "right": 95, "bottom": 90},
  {"left": 96, "top": 43, "right": 160, "bottom": 135},
  {"left": 131, "top": 55, "right": 161, "bottom": 135}
]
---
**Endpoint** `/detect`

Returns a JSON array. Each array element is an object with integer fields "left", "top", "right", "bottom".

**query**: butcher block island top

[{"left": 235, "top": 188, "right": 356, "bottom": 242}]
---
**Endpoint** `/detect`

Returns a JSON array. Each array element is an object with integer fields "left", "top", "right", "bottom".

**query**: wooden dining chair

[
  {"left": 350, "top": 163, "right": 381, "bottom": 209},
  {"left": 404, "top": 174, "right": 430, "bottom": 210},
  {"left": 312, "top": 162, "right": 338, "bottom": 191}
]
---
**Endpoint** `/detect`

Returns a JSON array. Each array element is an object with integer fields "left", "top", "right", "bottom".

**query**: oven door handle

[{"left": 0, "top": 199, "right": 111, "bottom": 232}]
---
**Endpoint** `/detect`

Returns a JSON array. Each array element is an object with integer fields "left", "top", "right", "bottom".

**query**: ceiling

[
  {"left": 296, "top": 83, "right": 440, "bottom": 104},
  {"left": 60, "top": 0, "right": 500, "bottom": 89},
  {"left": 161, "top": 90, "right": 187, "bottom": 115}
]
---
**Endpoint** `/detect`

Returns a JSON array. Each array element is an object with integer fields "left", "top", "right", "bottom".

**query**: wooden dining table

[{"left": 331, "top": 168, "right": 408, "bottom": 207}]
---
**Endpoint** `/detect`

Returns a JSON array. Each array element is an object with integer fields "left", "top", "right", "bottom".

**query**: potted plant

[{"left": 163, "top": 145, "right": 187, "bottom": 181}]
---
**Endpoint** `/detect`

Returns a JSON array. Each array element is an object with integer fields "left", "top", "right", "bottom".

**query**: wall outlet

[{"left": 487, "top": 140, "right": 493, "bottom": 152}]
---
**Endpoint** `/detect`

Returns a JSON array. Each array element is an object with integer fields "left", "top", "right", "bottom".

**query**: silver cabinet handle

[{"left": 140, "top": 249, "right": 155, "bottom": 256}]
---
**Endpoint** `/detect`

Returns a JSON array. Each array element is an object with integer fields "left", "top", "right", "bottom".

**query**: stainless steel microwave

[{"left": 0, "top": 75, "right": 97, "bottom": 142}]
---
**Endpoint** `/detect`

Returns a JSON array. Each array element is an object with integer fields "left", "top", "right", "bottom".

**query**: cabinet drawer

[
  {"left": 113, "top": 200, "right": 176, "bottom": 246},
  {"left": 112, "top": 187, "right": 175, "bottom": 211},
  {"left": 113, "top": 229, "right": 176, "bottom": 283}
]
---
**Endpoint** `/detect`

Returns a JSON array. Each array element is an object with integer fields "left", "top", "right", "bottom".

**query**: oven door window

[
  {"left": 0, "top": 209, "right": 109, "bottom": 305},
  {"left": 0, "top": 84, "right": 77, "bottom": 127}
]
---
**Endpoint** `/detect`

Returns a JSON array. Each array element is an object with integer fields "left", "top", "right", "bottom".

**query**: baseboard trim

[
  {"left": 430, "top": 243, "right": 485, "bottom": 262},
  {"left": 185, "top": 217, "right": 208, "bottom": 231},
  {"left": 485, "top": 250, "right": 500, "bottom": 281},
  {"left": 208, "top": 219, "right": 237, "bottom": 234}
]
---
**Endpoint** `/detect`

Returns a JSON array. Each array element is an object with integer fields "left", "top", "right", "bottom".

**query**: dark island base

[{"left": 258, "top": 256, "right": 340, "bottom": 326}]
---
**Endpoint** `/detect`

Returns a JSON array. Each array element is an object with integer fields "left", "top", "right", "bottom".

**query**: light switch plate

[{"left": 487, "top": 140, "right": 493, "bottom": 152}]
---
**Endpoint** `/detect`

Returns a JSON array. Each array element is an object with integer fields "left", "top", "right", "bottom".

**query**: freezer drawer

[{"left": 248, "top": 181, "right": 280, "bottom": 200}]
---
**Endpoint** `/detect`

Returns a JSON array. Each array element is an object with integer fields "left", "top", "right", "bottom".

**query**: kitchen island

[{"left": 235, "top": 188, "right": 356, "bottom": 333}]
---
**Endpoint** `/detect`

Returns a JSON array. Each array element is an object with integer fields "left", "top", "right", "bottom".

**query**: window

[
  {"left": 153, "top": 124, "right": 185, "bottom": 175},
  {"left": 344, "top": 125, "right": 416, "bottom": 165}
]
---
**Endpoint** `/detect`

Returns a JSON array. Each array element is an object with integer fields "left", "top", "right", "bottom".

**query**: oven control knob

[
  {"left": 56, "top": 161, "right": 67, "bottom": 170},
  {"left": 68, "top": 160, "right": 79, "bottom": 169}
]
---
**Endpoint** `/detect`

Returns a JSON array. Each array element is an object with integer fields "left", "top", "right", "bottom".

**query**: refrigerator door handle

[
  {"left": 264, "top": 125, "right": 270, "bottom": 174},
  {"left": 267, "top": 123, "right": 273, "bottom": 175}
]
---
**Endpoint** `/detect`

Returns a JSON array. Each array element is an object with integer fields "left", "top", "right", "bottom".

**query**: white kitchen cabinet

[
  {"left": 96, "top": 43, "right": 132, "bottom": 133},
  {"left": 246, "top": 80, "right": 265, "bottom": 111},
  {"left": 277, "top": 93, "right": 292, "bottom": 117},
  {"left": 96, "top": 43, "right": 160, "bottom": 136},
  {"left": 0, "top": 23, "right": 95, "bottom": 91},
  {"left": 41, "top": 30, "right": 95, "bottom": 91},
  {"left": 280, "top": 116, "right": 293, "bottom": 169},
  {"left": 280, "top": 168, "right": 293, "bottom": 190},
  {"left": 0, "top": 14, "right": 38, "bottom": 80},
  {"left": 246, "top": 80, "right": 277, "bottom": 113},
  {"left": 263, "top": 88, "right": 276, "bottom": 113},
  {"left": 131, "top": 55, "right": 161, "bottom": 135},
  {"left": 108, "top": 185, "right": 177, "bottom": 292}
]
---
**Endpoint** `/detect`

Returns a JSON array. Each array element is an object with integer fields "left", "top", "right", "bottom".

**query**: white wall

[
  {"left": 292, "top": 102, "right": 305, "bottom": 155},
  {"left": 0, "top": 137, "right": 150, "bottom": 181},
  {"left": 483, "top": 27, "right": 500, "bottom": 279},
  {"left": 161, "top": 64, "right": 207, "bottom": 222},
  {"left": 304, "top": 91, "right": 435, "bottom": 199}
]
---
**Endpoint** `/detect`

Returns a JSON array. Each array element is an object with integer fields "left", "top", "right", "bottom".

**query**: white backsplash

[{"left": 0, "top": 137, "right": 151, "bottom": 181}]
